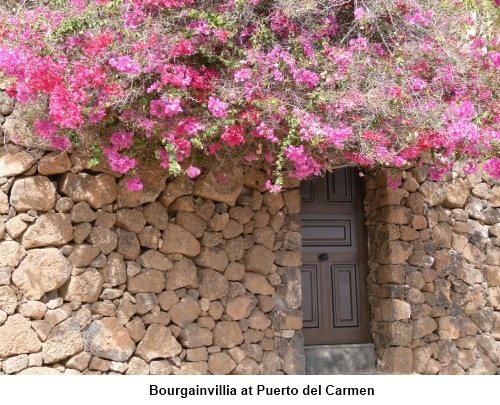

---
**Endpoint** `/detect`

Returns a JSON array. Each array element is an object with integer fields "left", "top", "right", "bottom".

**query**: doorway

[{"left": 300, "top": 168, "right": 373, "bottom": 373}]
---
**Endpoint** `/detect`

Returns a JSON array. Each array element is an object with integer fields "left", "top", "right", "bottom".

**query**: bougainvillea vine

[{"left": 1, "top": 0, "right": 500, "bottom": 191}]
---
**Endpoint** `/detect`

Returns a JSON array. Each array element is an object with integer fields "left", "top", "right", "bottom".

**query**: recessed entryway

[{"left": 300, "top": 168, "right": 373, "bottom": 374}]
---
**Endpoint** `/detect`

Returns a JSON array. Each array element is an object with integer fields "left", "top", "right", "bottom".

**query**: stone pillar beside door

[{"left": 364, "top": 166, "right": 500, "bottom": 375}]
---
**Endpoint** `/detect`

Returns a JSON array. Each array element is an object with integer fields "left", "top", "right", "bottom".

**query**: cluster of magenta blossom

[{"left": 1, "top": 0, "right": 500, "bottom": 190}]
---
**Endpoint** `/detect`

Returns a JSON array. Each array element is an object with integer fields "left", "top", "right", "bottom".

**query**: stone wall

[
  {"left": 5, "top": 79, "right": 500, "bottom": 375},
  {"left": 0, "top": 135, "right": 304, "bottom": 373},
  {"left": 364, "top": 165, "right": 500, "bottom": 374}
]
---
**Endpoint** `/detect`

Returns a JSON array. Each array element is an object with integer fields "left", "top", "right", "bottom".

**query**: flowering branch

[{"left": 0, "top": 0, "right": 500, "bottom": 190}]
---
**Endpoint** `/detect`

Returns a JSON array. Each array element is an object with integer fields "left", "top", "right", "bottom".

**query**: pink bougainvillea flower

[
  {"left": 110, "top": 132, "right": 134, "bottom": 149},
  {"left": 213, "top": 29, "right": 229, "bottom": 43},
  {"left": 221, "top": 125, "right": 245, "bottom": 146},
  {"left": 484, "top": 158, "right": 500, "bottom": 178},
  {"left": 150, "top": 98, "right": 182, "bottom": 118},
  {"left": 411, "top": 77, "right": 427, "bottom": 91},
  {"left": 187, "top": 166, "right": 201, "bottom": 178},
  {"left": 89, "top": 109, "right": 107, "bottom": 123},
  {"left": 105, "top": 148, "right": 137, "bottom": 173},
  {"left": 292, "top": 68, "right": 319, "bottom": 88},
  {"left": 464, "top": 161, "right": 478, "bottom": 175},
  {"left": 264, "top": 154, "right": 274, "bottom": 163},
  {"left": 172, "top": 137, "right": 191, "bottom": 161},
  {"left": 388, "top": 86, "right": 402, "bottom": 98},
  {"left": 388, "top": 176, "right": 401, "bottom": 189},
  {"left": 208, "top": 143, "right": 221, "bottom": 154},
  {"left": 108, "top": 55, "right": 141, "bottom": 74},
  {"left": 34, "top": 120, "right": 59, "bottom": 139},
  {"left": 49, "top": 86, "right": 83, "bottom": 129},
  {"left": 176, "top": 118, "right": 205, "bottom": 136},
  {"left": 354, "top": 7, "right": 366, "bottom": 21},
  {"left": 251, "top": 122, "right": 278, "bottom": 143},
  {"left": 406, "top": 10, "right": 433, "bottom": 27},
  {"left": 157, "top": 149, "right": 169, "bottom": 169},
  {"left": 244, "top": 154, "right": 258, "bottom": 162},
  {"left": 284, "top": 145, "right": 321, "bottom": 179},
  {"left": 51, "top": 136, "right": 71, "bottom": 150},
  {"left": 265, "top": 180, "right": 282, "bottom": 193},
  {"left": 208, "top": 96, "right": 229, "bottom": 118},
  {"left": 126, "top": 176, "right": 143, "bottom": 191},
  {"left": 190, "top": 20, "right": 210, "bottom": 35},
  {"left": 71, "top": 0, "right": 86, "bottom": 8},
  {"left": 234, "top": 68, "right": 252, "bottom": 82},
  {"left": 171, "top": 40, "right": 195, "bottom": 57}
]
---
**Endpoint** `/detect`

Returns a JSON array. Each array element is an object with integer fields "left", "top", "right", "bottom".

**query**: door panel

[
  {"left": 332, "top": 264, "right": 358, "bottom": 328},
  {"left": 301, "top": 215, "right": 357, "bottom": 251},
  {"left": 327, "top": 169, "right": 352, "bottom": 202},
  {"left": 300, "top": 168, "right": 370, "bottom": 345},
  {"left": 300, "top": 265, "right": 320, "bottom": 328}
]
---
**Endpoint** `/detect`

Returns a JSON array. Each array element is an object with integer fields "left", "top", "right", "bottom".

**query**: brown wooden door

[{"left": 300, "top": 168, "right": 371, "bottom": 345}]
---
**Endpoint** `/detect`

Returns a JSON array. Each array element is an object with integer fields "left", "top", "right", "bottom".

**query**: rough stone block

[
  {"left": 442, "top": 179, "right": 470, "bottom": 209},
  {"left": 59, "top": 172, "right": 117, "bottom": 209},
  {"left": 2, "top": 354, "right": 29, "bottom": 374},
  {"left": 376, "top": 265, "right": 405, "bottom": 284},
  {"left": 135, "top": 324, "right": 182, "bottom": 362},
  {"left": 193, "top": 168, "right": 244, "bottom": 206},
  {"left": 82, "top": 317, "right": 135, "bottom": 362},
  {"left": 438, "top": 316, "right": 461, "bottom": 340},
  {"left": 413, "top": 316, "right": 437, "bottom": 339},
  {"left": 21, "top": 213, "right": 73, "bottom": 249},
  {"left": 0, "top": 314, "right": 41, "bottom": 357},
  {"left": 375, "top": 299, "right": 411, "bottom": 322},
  {"left": 381, "top": 206, "right": 412, "bottom": 225},
  {"left": 160, "top": 223, "right": 201, "bottom": 257},
  {"left": 381, "top": 347, "right": 413, "bottom": 373},
  {"left": 13, "top": 248, "right": 71, "bottom": 300},
  {"left": 376, "top": 241, "right": 412, "bottom": 265},
  {"left": 0, "top": 149, "right": 34, "bottom": 178},
  {"left": 212, "top": 322, "right": 243, "bottom": 348},
  {"left": 377, "top": 322, "right": 412, "bottom": 346}
]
